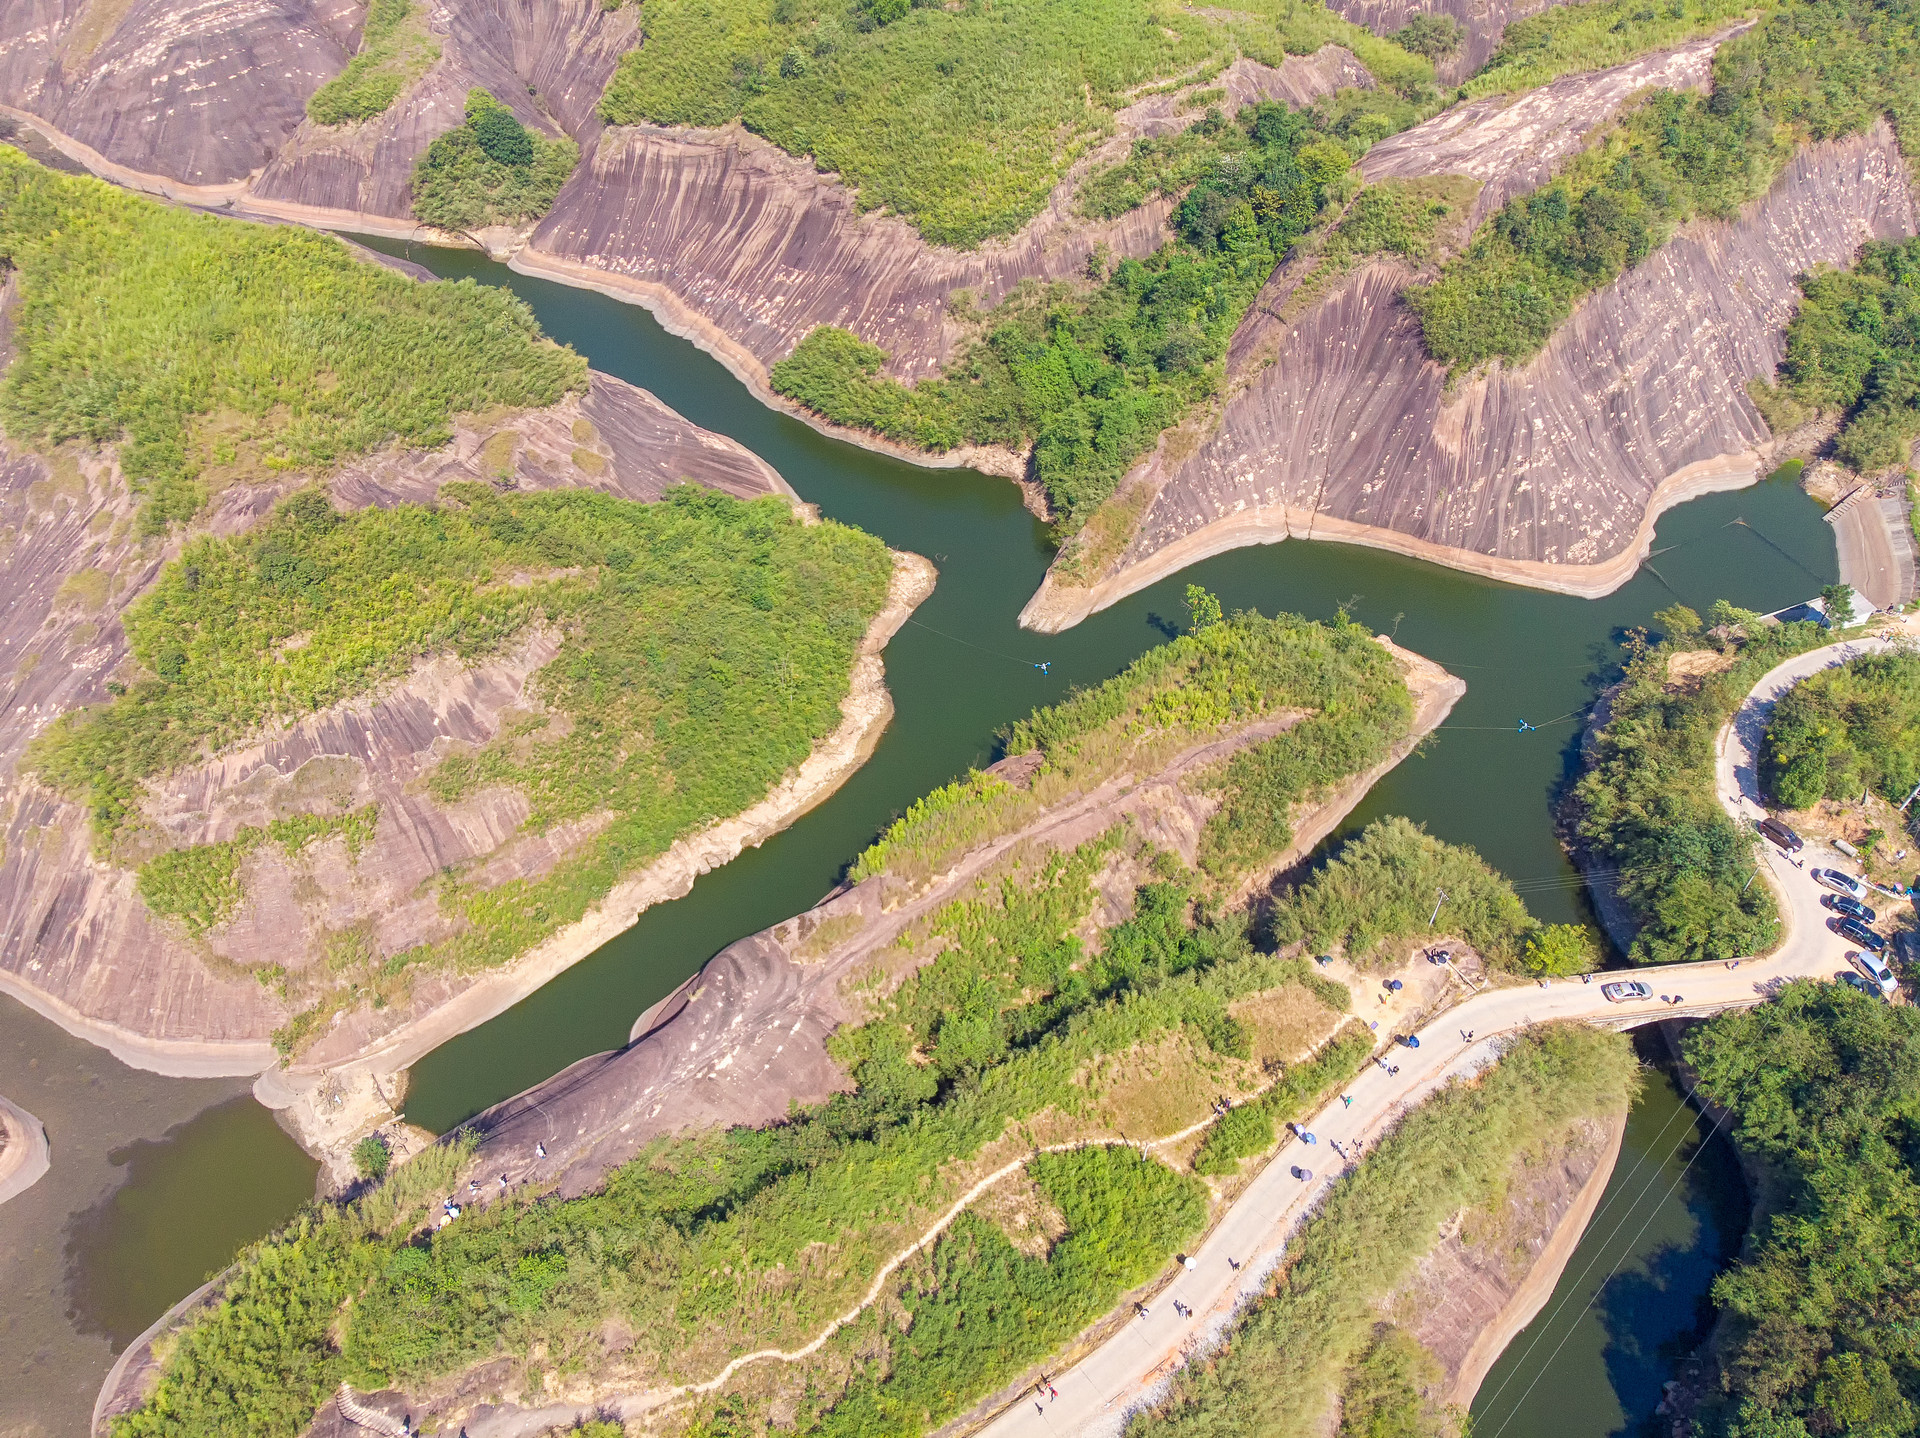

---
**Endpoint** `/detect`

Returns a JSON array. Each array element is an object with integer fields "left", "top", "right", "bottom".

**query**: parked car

[
  {"left": 1848, "top": 948, "right": 1900, "bottom": 996},
  {"left": 1836, "top": 917, "right": 1887, "bottom": 953},
  {"left": 1813, "top": 868, "right": 1868, "bottom": 900},
  {"left": 1601, "top": 980, "right": 1653, "bottom": 1003},
  {"left": 1758, "top": 817, "right": 1805, "bottom": 853},
  {"left": 1824, "top": 893, "right": 1878, "bottom": 923},
  {"left": 1836, "top": 970, "right": 1877, "bottom": 996}
]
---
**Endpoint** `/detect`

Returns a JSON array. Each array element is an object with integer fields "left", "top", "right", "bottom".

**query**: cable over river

[{"left": 2, "top": 234, "right": 1838, "bottom": 1438}]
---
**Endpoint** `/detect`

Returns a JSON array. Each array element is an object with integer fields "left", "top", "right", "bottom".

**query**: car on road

[
  {"left": 1601, "top": 980, "right": 1653, "bottom": 1003},
  {"left": 1758, "top": 817, "right": 1804, "bottom": 853},
  {"left": 1835, "top": 917, "right": 1887, "bottom": 953},
  {"left": 1824, "top": 893, "right": 1878, "bottom": 923},
  {"left": 1848, "top": 948, "right": 1900, "bottom": 996},
  {"left": 1813, "top": 868, "right": 1868, "bottom": 900}
]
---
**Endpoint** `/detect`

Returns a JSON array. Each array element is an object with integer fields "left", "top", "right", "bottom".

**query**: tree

[
  {"left": 1186, "top": 584, "right": 1223, "bottom": 634},
  {"left": 352, "top": 1133, "right": 391, "bottom": 1181},
  {"left": 1523, "top": 922, "right": 1602, "bottom": 976},
  {"left": 1390, "top": 12, "right": 1465, "bottom": 58},
  {"left": 1653, "top": 603, "right": 1703, "bottom": 645},
  {"left": 1821, "top": 584, "right": 1857, "bottom": 626}
]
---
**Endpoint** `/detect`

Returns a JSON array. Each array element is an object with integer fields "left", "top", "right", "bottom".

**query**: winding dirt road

[{"left": 976, "top": 636, "right": 1893, "bottom": 1438}]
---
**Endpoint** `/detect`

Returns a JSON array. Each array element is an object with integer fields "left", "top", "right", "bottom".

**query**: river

[{"left": 3, "top": 238, "right": 1833, "bottom": 1438}]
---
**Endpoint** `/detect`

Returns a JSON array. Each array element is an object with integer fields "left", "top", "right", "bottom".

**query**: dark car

[
  {"left": 1836, "top": 917, "right": 1887, "bottom": 953},
  {"left": 1825, "top": 893, "right": 1878, "bottom": 923},
  {"left": 1758, "top": 817, "right": 1804, "bottom": 853},
  {"left": 1837, "top": 970, "right": 1876, "bottom": 996}
]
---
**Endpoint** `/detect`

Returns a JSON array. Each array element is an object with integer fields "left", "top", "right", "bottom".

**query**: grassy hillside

[
  {"left": 1130, "top": 1025, "right": 1639, "bottom": 1438},
  {"left": 850, "top": 603, "right": 1415, "bottom": 888},
  {"left": 1411, "top": 0, "right": 1920, "bottom": 370},
  {"left": 29, "top": 483, "right": 893, "bottom": 1049},
  {"left": 598, "top": 0, "right": 1431, "bottom": 249},
  {"left": 306, "top": 0, "right": 439, "bottom": 125},
  {"left": 0, "top": 149, "right": 585, "bottom": 531},
  {"left": 1751, "top": 236, "right": 1920, "bottom": 472},
  {"left": 1684, "top": 982, "right": 1920, "bottom": 1437},
  {"left": 1460, "top": 0, "right": 1759, "bottom": 100}
]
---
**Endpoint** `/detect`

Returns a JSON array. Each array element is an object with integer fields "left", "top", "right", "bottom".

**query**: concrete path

[{"left": 979, "top": 636, "right": 1902, "bottom": 1438}]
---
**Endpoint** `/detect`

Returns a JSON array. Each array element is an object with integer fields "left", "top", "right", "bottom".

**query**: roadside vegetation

[
  {"left": 1410, "top": 0, "right": 1920, "bottom": 370},
  {"left": 1460, "top": 0, "right": 1758, "bottom": 100},
  {"left": 1683, "top": 981, "right": 1920, "bottom": 1438},
  {"left": 31, "top": 484, "right": 892, "bottom": 1043},
  {"left": 0, "top": 149, "right": 585, "bottom": 532},
  {"left": 111, "top": 820, "right": 1373, "bottom": 1437},
  {"left": 1763, "top": 646, "right": 1920, "bottom": 811},
  {"left": 598, "top": 0, "right": 1430, "bottom": 250},
  {"left": 410, "top": 90, "right": 579, "bottom": 233},
  {"left": 1750, "top": 236, "right": 1920, "bottom": 472},
  {"left": 306, "top": 0, "right": 439, "bottom": 125},
  {"left": 1130, "top": 1024, "right": 1639, "bottom": 1438},
  {"left": 850, "top": 599, "right": 1414, "bottom": 891},
  {"left": 1575, "top": 602, "right": 1830, "bottom": 965}
]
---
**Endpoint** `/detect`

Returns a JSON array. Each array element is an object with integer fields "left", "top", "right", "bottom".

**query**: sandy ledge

[
  {"left": 1018, "top": 453, "right": 1763, "bottom": 633},
  {"left": 264, "top": 549, "right": 936, "bottom": 1102}
]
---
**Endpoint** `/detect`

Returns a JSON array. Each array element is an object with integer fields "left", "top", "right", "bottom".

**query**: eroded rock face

[
  {"left": 0, "top": 373, "right": 786, "bottom": 1058},
  {"left": 1050, "top": 125, "right": 1913, "bottom": 625},
  {"left": 523, "top": 48, "right": 1369, "bottom": 384},
  {"left": 1328, "top": 0, "right": 1560, "bottom": 84},
  {"left": 251, "top": 0, "right": 636, "bottom": 220},
  {"left": 0, "top": 0, "right": 359, "bottom": 186}
]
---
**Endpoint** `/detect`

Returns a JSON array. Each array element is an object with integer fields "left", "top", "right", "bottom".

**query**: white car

[
  {"left": 1848, "top": 948, "right": 1900, "bottom": 997},
  {"left": 1813, "top": 867, "right": 1867, "bottom": 901}
]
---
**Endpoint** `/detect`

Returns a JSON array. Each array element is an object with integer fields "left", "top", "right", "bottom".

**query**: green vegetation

[
  {"left": 115, "top": 822, "right": 1352, "bottom": 1436},
  {"left": 1390, "top": 13, "right": 1464, "bottom": 60},
  {"left": 1523, "top": 921, "right": 1606, "bottom": 976},
  {"left": 820, "top": 1148, "right": 1206, "bottom": 1436},
  {"left": 1683, "top": 982, "right": 1920, "bottom": 1437},
  {"left": 33, "top": 484, "right": 890, "bottom": 1027},
  {"left": 1269, "top": 815, "right": 1536, "bottom": 969},
  {"left": 1411, "top": 0, "right": 1920, "bottom": 370},
  {"left": 1190, "top": 1020, "right": 1373, "bottom": 1174},
  {"left": 352, "top": 1135, "right": 392, "bottom": 1182},
  {"left": 1576, "top": 604, "right": 1830, "bottom": 965},
  {"left": 1131, "top": 1025, "right": 1638, "bottom": 1438},
  {"left": 1336, "top": 1328, "right": 1457, "bottom": 1438},
  {"left": 1764, "top": 647, "right": 1920, "bottom": 810},
  {"left": 1461, "top": 0, "right": 1758, "bottom": 100},
  {"left": 850, "top": 607, "right": 1412, "bottom": 888},
  {"left": 772, "top": 99, "right": 1385, "bottom": 530},
  {"left": 1751, "top": 237, "right": 1920, "bottom": 472},
  {"left": 0, "top": 149, "right": 585, "bottom": 531},
  {"left": 411, "top": 90, "right": 580, "bottom": 233},
  {"left": 137, "top": 806, "right": 379, "bottom": 935},
  {"left": 306, "top": 0, "right": 439, "bottom": 125},
  {"left": 599, "top": 0, "right": 1430, "bottom": 250}
]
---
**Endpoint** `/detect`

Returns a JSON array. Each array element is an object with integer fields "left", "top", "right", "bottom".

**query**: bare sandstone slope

[
  {"left": 249, "top": 0, "right": 637, "bottom": 224},
  {"left": 1023, "top": 124, "right": 1916, "bottom": 632},
  {"left": 0, "top": 0, "right": 359, "bottom": 186},
  {"left": 1328, "top": 0, "right": 1561, "bottom": 83},
  {"left": 0, "top": 373, "right": 802, "bottom": 1076},
  {"left": 464, "top": 640, "right": 1461, "bottom": 1201},
  {"left": 515, "top": 49, "right": 1371, "bottom": 394}
]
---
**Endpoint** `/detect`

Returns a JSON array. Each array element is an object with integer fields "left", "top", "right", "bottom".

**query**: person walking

[{"left": 1342, "top": 1094, "right": 1353, "bottom": 1108}]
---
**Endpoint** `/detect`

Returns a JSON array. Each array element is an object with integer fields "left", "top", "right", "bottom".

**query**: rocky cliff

[
  {"left": 1024, "top": 122, "right": 1916, "bottom": 631},
  {"left": 0, "top": 370, "right": 797, "bottom": 1073}
]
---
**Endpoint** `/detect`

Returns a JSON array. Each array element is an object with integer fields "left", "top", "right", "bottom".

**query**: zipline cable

[{"left": 901, "top": 616, "right": 1054, "bottom": 673}]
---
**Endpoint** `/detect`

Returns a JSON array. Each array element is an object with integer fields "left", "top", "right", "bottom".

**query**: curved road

[{"left": 980, "top": 636, "right": 1898, "bottom": 1438}]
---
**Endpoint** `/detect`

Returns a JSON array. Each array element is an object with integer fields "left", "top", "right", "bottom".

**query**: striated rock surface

[
  {"left": 1026, "top": 124, "right": 1915, "bottom": 630},
  {"left": 0, "top": 0, "right": 359, "bottom": 186},
  {"left": 519, "top": 48, "right": 1370, "bottom": 387},
  {"left": 0, "top": 370, "right": 791, "bottom": 1069},
  {"left": 250, "top": 0, "right": 636, "bottom": 223},
  {"left": 1360, "top": 31, "right": 1729, "bottom": 226},
  {"left": 1328, "top": 0, "right": 1564, "bottom": 84}
]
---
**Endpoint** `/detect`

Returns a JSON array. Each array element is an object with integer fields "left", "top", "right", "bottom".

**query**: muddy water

[
  {"left": 0, "top": 994, "right": 317, "bottom": 1438},
  {"left": 1470, "top": 1060, "right": 1749, "bottom": 1438},
  {"left": 22, "top": 236, "right": 1832, "bottom": 1434}
]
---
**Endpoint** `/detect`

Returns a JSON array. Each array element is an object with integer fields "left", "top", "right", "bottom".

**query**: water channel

[{"left": 6, "top": 237, "right": 1835, "bottom": 1437}]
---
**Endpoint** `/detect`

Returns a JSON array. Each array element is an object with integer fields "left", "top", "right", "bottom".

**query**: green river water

[{"left": 0, "top": 237, "right": 1839, "bottom": 1438}]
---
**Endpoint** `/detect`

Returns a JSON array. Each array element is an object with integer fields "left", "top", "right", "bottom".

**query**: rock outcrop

[
  {"left": 0, "top": 369, "right": 805, "bottom": 1076},
  {"left": 1329, "top": 0, "right": 1563, "bottom": 84},
  {"left": 1023, "top": 122, "right": 1916, "bottom": 631}
]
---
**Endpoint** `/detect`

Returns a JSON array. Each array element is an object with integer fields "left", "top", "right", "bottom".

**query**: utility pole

[{"left": 1430, "top": 889, "right": 1448, "bottom": 927}]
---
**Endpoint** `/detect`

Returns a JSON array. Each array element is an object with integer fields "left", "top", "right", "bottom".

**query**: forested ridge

[{"left": 0, "top": 148, "right": 586, "bottom": 531}]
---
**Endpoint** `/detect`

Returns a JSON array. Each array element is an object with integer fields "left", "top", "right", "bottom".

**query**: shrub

[
  {"left": 411, "top": 90, "right": 579, "bottom": 232},
  {"left": 1389, "top": 13, "right": 1463, "bottom": 58},
  {"left": 1523, "top": 923, "right": 1603, "bottom": 976},
  {"left": 1763, "top": 646, "right": 1920, "bottom": 810},
  {"left": 353, "top": 1135, "right": 392, "bottom": 1182}
]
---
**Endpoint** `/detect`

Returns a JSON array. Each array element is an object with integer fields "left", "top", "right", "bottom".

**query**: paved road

[{"left": 982, "top": 637, "right": 1898, "bottom": 1438}]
